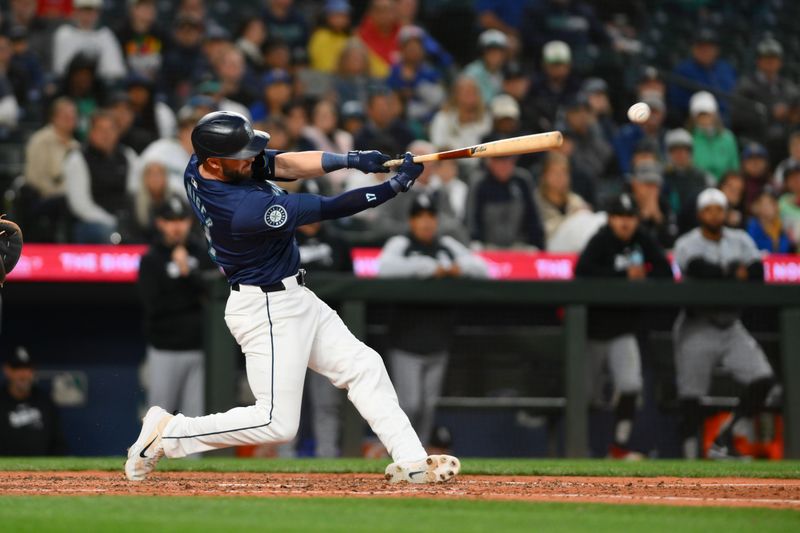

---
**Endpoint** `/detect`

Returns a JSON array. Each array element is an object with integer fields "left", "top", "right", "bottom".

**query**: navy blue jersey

[{"left": 184, "top": 153, "right": 322, "bottom": 285}]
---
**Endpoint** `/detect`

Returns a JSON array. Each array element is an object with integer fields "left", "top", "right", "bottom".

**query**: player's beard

[
  {"left": 222, "top": 167, "right": 253, "bottom": 183},
  {"left": 700, "top": 221, "right": 724, "bottom": 236}
]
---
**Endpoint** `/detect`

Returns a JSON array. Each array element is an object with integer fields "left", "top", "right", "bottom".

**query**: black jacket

[
  {"left": 0, "top": 386, "right": 67, "bottom": 456},
  {"left": 575, "top": 225, "right": 673, "bottom": 339},
  {"left": 138, "top": 239, "right": 214, "bottom": 350}
]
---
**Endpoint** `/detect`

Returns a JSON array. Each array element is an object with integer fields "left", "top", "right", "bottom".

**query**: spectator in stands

[
  {"left": 731, "top": 37, "right": 799, "bottom": 162},
  {"left": 64, "top": 110, "right": 138, "bottom": 244},
  {"left": 575, "top": 193, "right": 672, "bottom": 460},
  {"left": 430, "top": 76, "right": 492, "bottom": 166},
  {"left": 308, "top": 0, "right": 352, "bottom": 74},
  {"left": 628, "top": 161, "right": 678, "bottom": 249},
  {"left": 114, "top": 0, "right": 166, "bottom": 81},
  {"left": 719, "top": 170, "right": 747, "bottom": 230},
  {"left": 524, "top": 40, "right": 581, "bottom": 133},
  {"left": 8, "top": 27, "right": 45, "bottom": 110},
  {"left": 0, "top": 36, "right": 20, "bottom": 131},
  {"left": 554, "top": 130, "right": 596, "bottom": 206},
  {"left": 301, "top": 99, "right": 353, "bottom": 193},
  {"left": 670, "top": 28, "right": 737, "bottom": 124},
  {"left": 176, "top": 0, "right": 224, "bottom": 37},
  {"left": 747, "top": 189, "right": 793, "bottom": 254},
  {"left": 434, "top": 158, "right": 468, "bottom": 223},
  {"left": 339, "top": 99, "right": 365, "bottom": 138},
  {"left": 663, "top": 128, "right": 713, "bottom": 234},
  {"left": 196, "top": 79, "right": 252, "bottom": 121},
  {"left": 138, "top": 198, "right": 213, "bottom": 421},
  {"left": 613, "top": 94, "right": 666, "bottom": 175},
  {"left": 637, "top": 65, "right": 666, "bottom": 102},
  {"left": 484, "top": 94, "right": 536, "bottom": 170},
  {"left": 354, "top": 88, "right": 413, "bottom": 156},
  {"left": 282, "top": 99, "right": 312, "bottom": 151},
  {"left": 262, "top": 36, "right": 292, "bottom": 73},
  {"left": 395, "top": 0, "right": 453, "bottom": 73},
  {"left": 501, "top": 60, "right": 529, "bottom": 105},
  {"left": 129, "top": 161, "right": 172, "bottom": 243},
  {"left": 779, "top": 163, "right": 800, "bottom": 248},
  {"left": 774, "top": 131, "right": 800, "bottom": 187},
  {"left": 0, "top": 347, "right": 66, "bottom": 456},
  {"left": 739, "top": 142, "right": 775, "bottom": 211},
  {"left": 200, "top": 25, "right": 233, "bottom": 74},
  {"left": 215, "top": 47, "right": 259, "bottom": 109},
  {"left": 127, "top": 76, "right": 177, "bottom": 143},
  {"left": 262, "top": 0, "right": 309, "bottom": 61},
  {"left": 582, "top": 77, "right": 615, "bottom": 143},
  {"left": 561, "top": 94, "right": 613, "bottom": 181},
  {"left": 378, "top": 194, "right": 489, "bottom": 446},
  {"left": 673, "top": 188, "right": 775, "bottom": 459},
  {"left": 138, "top": 106, "right": 202, "bottom": 193},
  {"left": 108, "top": 91, "right": 157, "bottom": 156},
  {"left": 52, "top": 0, "right": 126, "bottom": 83},
  {"left": 463, "top": 29, "right": 509, "bottom": 104},
  {"left": 476, "top": 0, "right": 526, "bottom": 43},
  {"left": 385, "top": 140, "right": 468, "bottom": 243},
  {"left": 22, "top": 96, "right": 78, "bottom": 203},
  {"left": 689, "top": 91, "right": 739, "bottom": 181},
  {"left": 235, "top": 18, "right": 267, "bottom": 72},
  {"left": 2, "top": 0, "right": 55, "bottom": 72},
  {"left": 160, "top": 15, "right": 207, "bottom": 106},
  {"left": 52, "top": 52, "right": 105, "bottom": 140},
  {"left": 357, "top": 0, "right": 401, "bottom": 79},
  {"left": 332, "top": 39, "right": 374, "bottom": 106},
  {"left": 521, "top": 0, "right": 609, "bottom": 73},
  {"left": 469, "top": 150, "right": 543, "bottom": 249},
  {"left": 387, "top": 25, "right": 445, "bottom": 123},
  {"left": 534, "top": 151, "right": 590, "bottom": 245}
]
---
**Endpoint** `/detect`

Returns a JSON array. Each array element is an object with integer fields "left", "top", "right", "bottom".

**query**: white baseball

[{"left": 627, "top": 102, "right": 651, "bottom": 123}]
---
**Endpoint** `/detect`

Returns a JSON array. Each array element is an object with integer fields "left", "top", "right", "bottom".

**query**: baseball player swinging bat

[{"left": 382, "top": 131, "right": 563, "bottom": 167}]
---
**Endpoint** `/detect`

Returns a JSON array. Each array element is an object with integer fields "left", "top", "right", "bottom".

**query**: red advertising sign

[{"left": 5, "top": 245, "right": 800, "bottom": 283}]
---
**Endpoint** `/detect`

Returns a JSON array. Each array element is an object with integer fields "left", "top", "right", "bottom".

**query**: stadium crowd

[{"left": 0, "top": 0, "right": 794, "bottom": 459}]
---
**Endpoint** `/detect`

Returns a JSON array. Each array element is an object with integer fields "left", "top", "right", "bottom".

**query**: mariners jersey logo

[{"left": 265, "top": 205, "right": 288, "bottom": 228}]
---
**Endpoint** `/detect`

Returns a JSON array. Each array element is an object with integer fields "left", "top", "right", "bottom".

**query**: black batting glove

[
  {"left": 389, "top": 153, "right": 424, "bottom": 193},
  {"left": 347, "top": 150, "right": 391, "bottom": 174}
]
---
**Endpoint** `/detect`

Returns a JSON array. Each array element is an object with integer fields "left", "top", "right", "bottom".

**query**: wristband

[{"left": 321, "top": 152, "right": 348, "bottom": 173}]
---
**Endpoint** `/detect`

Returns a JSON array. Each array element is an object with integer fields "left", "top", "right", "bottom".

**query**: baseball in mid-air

[{"left": 627, "top": 102, "right": 651, "bottom": 123}]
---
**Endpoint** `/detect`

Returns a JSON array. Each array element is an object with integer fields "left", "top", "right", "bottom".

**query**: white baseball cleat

[
  {"left": 125, "top": 406, "right": 173, "bottom": 481},
  {"left": 384, "top": 454, "right": 461, "bottom": 484}
]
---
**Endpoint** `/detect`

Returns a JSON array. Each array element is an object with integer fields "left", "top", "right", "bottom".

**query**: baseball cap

[
  {"left": 693, "top": 27, "right": 719, "bottom": 45},
  {"left": 697, "top": 188, "right": 728, "bottom": 210},
  {"left": 340, "top": 100, "right": 365, "bottom": 120},
  {"left": 581, "top": 78, "right": 608, "bottom": 94},
  {"left": 8, "top": 25, "right": 28, "bottom": 42},
  {"left": 543, "top": 40, "right": 571, "bottom": 64},
  {"left": 564, "top": 92, "right": 590, "bottom": 111},
  {"left": 5, "top": 346, "right": 33, "bottom": 369},
  {"left": 503, "top": 60, "right": 525, "bottom": 80},
  {"left": 325, "top": 0, "right": 351, "bottom": 14},
  {"left": 638, "top": 65, "right": 663, "bottom": 84},
  {"left": 757, "top": 37, "right": 783, "bottom": 57},
  {"left": 261, "top": 69, "right": 292, "bottom": 89},
  {"left": 607, "top": 193, "right": 638, "bottom": 216},
  {"left": 489, "top": 94, "right": 520, "bottom": 120},
  {"left": 398, "top": 25, "right": 426, "bottom": 46},
  {"left": 206, "top": 25, "right": 231, "bottom": 42},
  {"left": 74, "top": 0, "right": 102, "bottom": 9},
  {"left": 409, "top": 194, "right": 438, "bottom": 217},
  {"left": 156, "top": 197, "right": 192, "bottom": 220},
  {"left": 689, "top": 91, "right": 718, "bottom": 116},
  {"left": 631, "top": 162, "right": 663, "bottom": 185},
  {"left": 741, "top": 142, "right": 769, "bottom": 160},
  {"left": 478, "top": 29, "right": 508, "bottom": 50},
  {"left": 665, "top": 128, "right": 693, "bottom": 149}
]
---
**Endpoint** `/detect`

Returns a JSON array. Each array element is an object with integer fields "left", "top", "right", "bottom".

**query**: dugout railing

[{"left": 204, "top": 275, "right": 800, "bottom": 459}]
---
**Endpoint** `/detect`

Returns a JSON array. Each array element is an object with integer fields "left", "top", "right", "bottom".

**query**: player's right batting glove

[
  {"left": 389, "top": 152, "right": 424, "bottom": 193},
  {"left": 0, "top": 216, "right": 23, "bottom": 286}
]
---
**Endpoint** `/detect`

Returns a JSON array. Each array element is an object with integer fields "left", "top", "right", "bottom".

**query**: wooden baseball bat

[{"left": 383, "top": 131, "right": 563, "bottom": 167}]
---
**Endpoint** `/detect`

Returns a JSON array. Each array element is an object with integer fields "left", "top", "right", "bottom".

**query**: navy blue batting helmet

[{"left": 191, "top": 111, "right": 270, "bottom": 162}]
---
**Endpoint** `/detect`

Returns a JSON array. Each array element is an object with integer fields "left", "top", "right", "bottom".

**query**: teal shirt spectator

[{"left": 692, "top": 127, "right": 739, "bottom": 181}]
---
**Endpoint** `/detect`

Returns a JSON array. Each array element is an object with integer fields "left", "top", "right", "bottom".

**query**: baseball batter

[
  {"left": 125, "top": 111, "right": 460, "bottom": 483},
  {"left": 673, "top": 188, "right": 776, "bottom": 459}
]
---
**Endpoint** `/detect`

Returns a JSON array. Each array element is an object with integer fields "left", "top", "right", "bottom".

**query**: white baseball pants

[{"left": 160, "top": 275, "right": 427, "bottom": 463}]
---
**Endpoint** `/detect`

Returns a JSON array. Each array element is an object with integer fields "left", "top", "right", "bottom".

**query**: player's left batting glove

[
  {"left": 0, "top": 216, "right": 23, "bottom": 286},
  {"left": 389, "top": 152, "right": 424, "bottom": 193},
  {"left": 347, "top": 150, "right": 391, "bottom": 174}
]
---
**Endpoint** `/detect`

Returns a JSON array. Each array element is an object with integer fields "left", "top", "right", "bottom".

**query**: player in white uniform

[{"left": 125, "top": 111, "right": 460, "bottom": 483}]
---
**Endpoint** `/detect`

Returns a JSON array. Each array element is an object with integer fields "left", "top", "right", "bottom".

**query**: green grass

[
  {"left": 0, "top": 457, "right": 799, "bottom": 478},
  {"left": 1, "top": 496, "right": 797, "bottom": 533}
]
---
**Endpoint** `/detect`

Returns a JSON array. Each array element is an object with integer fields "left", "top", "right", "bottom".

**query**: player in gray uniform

[
  {"left": 377, "top": 195, "right": 489, "bottom": 447},
  {"left": 673, "top": 188, "right": 776, "bottom": 459}
]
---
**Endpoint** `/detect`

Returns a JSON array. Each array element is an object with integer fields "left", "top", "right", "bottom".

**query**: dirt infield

[{"left": 2, "top": 471, "right": 799, "bottom": 509}]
